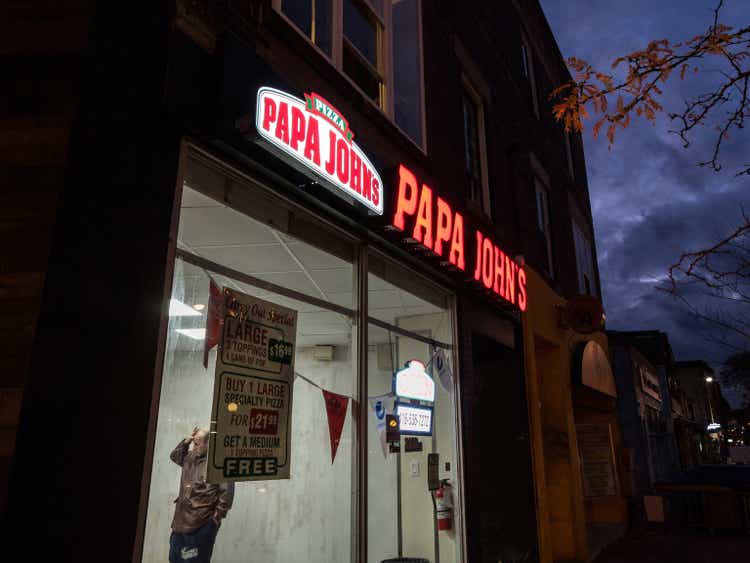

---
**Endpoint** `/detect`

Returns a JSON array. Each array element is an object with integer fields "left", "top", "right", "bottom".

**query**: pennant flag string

[{"left": 294, "top": 371, "right": 394, "bottom": 401}]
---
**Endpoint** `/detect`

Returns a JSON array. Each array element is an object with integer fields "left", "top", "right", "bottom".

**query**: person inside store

[{"left": 169, "top": 427, "right": 234, "bottom": 563}]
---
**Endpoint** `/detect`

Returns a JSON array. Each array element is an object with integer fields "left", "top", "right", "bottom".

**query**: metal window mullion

[{"left": 356, "top": 245, "right": 369, "bottom": 563}]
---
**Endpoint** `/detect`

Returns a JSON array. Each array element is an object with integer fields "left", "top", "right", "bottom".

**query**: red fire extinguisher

[{"left": 435, "top": 481, "right": 453, "bottom": 531}]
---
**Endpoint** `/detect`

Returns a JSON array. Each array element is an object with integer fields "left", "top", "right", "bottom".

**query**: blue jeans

[{"left": 169, "top": 520, "right": 219, "bottom": 563}]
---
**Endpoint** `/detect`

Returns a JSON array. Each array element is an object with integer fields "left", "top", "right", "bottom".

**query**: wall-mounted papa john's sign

[
  {"left": 255, "top": 86, "right": 383, "bottom": 215},
  {"left": 389, "top": 165, "right": 528, "bottom": 312}
]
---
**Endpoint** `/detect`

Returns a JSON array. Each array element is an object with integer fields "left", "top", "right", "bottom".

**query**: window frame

[
  {"left": 530, "top": 154, "right": 553, "bottom": 278},
  {"left": 460, "top": 78, "right": 491, "bottom": 216},
  {"left": 454, "top": 35, "right": 491, "bottom": 218},
  {"left": 572, "top": 220, "right": 596, "bottom": 297},
  {"left": 520, "top": 33, "right": 540, "bottom": 120},
  {"left": 273, "top": 0, "right": 427, "bottom": 153},
  {"left": 534, "top": 179, "right": 553, "bottom": 277}
]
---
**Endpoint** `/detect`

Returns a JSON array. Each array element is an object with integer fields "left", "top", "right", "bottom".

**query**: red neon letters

[
  {"left": 392, "top": 164, "right": 527, "bottom": 311},
  {"left": 393, "top": 165, "right": 465, "bottom": 270},
  {"left": 472, "top": 230, "right": 527, "bottom": 311}
]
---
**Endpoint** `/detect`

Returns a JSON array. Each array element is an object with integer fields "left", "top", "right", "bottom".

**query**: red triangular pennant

[
  {"left": 203, "top": 278, "right": 224, "bottom": 369},
  {"left": 323, "top": 389, "right": 349, "bottom": 464}
]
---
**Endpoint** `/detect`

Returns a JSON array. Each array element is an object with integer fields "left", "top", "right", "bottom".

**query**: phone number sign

[{"left": 395, "top": 402, "right": 433, "bottom": 436}]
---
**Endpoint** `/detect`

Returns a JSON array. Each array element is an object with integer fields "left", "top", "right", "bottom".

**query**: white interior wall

[
  {"left": 142, "top": 325, "right": 356, "bottom": 563},
  {"left": 395, "top": 314, "right": 459, "bottom": 563}
]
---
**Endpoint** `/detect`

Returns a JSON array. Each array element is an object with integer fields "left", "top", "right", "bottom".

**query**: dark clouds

[{"left": 540, "top": 0, "right": 750, "bottom": 406}]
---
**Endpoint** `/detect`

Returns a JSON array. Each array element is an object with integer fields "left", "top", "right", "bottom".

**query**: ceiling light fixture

[
  {"left": 169, "top": 299, "right": 202, "bottom": 317},
  {"left": 193, "top": 303, "right": 206, "bottom": 311},
  {"left": 175, "top": 328, "right": 206, "bottom": 340}
]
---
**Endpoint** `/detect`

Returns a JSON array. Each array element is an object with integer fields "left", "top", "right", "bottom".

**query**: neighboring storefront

[{"left": 522, "top": 268, "right": 627, "bottom": 563}]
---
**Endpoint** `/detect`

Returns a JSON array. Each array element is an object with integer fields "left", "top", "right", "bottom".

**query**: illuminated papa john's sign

[
  {"left": 390, "top": 164, "right": 527, "bottom": 311},
  {"left": 394, "top": 359, "right": 436, "bottom": 403},
  {"left": 255, "top": 87, "right": 383, "bottom": 215}
]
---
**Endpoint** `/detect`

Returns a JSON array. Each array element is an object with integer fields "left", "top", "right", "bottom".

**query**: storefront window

[
  {"left": 367, "top": 252, "right": 461, "bottom": 563},
  {"left": 139, "top": 151, "right": 463, "bottom": 563},
  {"left": 141, "top": 155, "right": 358, "bottom": 563}
]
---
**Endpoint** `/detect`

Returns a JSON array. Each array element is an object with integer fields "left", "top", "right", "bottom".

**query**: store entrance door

[{"left": 472, "top": 333, "right": 538, "bottom": 563}]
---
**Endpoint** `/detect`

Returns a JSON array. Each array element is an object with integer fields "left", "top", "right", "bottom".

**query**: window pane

[
  {"left": 344, "top": 0, "right": 378, "bottom": 67},
  {"left": 282, "top": 0, "right": 333, "bottom": 56},
  {"left": 142, "top": 159, "right": 357, "bottom": 563},
  {"left": 462, "top": 91, "right": 481, "bottom": 203},
  {"left": 315, "top": 0, "right": 333, "bottom": 55},
  {"left": 393, "top": 0, "right": 423, "bottom": 146},
  {"left": 367, "top": 252, "right": 461, "bottom": 563},
  {"left": 573, "top": 222, "right": 596, "bottom": 296},
  {"left": 367, "top": 0, "right": 385, "bottom": 20},
  {"left": 344, "top": 44, "right": 381, "bottom": 102},
  {"left": 282, "top": 0, "right": 311, "bottom": 36}
]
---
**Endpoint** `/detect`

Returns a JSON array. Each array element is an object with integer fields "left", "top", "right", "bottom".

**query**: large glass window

[
  {"left": 139, "top": 151, "right": 463, "bottom": 562},
  {"left": 141, "top": 155, "right": 358, "bottom": 563},
  {"left": 367, "top": 251, "right": 461, "bottom": 563}
]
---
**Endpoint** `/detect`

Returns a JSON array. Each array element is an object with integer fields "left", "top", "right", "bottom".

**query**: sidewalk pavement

[{"left": 594, "top": 529, "right": 750, "bottom": 563}]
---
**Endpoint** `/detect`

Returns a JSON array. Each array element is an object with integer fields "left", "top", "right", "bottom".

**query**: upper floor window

[
  {"left": 535, "top": 178, "right": 553, "bottom": 277},
  {"left": 572, "top": 221, "right": 596, "bottom": 296},
  {"left": 392, "top": 0, "right": 424, "bottom": 146},
  {"left": 342, "top": 0, "right": 385, "bottom": 103},
  {"left": 277, "top": 0, "right": 425, "bottom": 149},
  {"left": 461, "top": 79, "right": 490, "bottom": 215},
  {"left": 521, "top": 35, "right": 539, "bottom": 119},
  {"left": 281, "top": 0, "right": 333, "bottom": 56}
]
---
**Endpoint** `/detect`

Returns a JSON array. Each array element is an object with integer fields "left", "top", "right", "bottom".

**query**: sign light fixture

[
  {"left": 394, "top": 360, "right": 436, "bottom": 403},
  {"left": 255, "top": 87, "right": 383, "bottom": 215}
]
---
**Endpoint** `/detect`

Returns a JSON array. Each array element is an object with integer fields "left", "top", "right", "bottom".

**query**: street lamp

[{"left": 705, "top": 376, "right": 713, "bottom": 383}]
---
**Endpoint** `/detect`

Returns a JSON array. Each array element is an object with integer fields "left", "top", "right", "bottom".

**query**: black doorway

[{"left": 472, "top": 332, "right": 538, "bottom": 563}]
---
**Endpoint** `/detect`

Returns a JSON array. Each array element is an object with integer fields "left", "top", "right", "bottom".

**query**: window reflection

[{"left": 393, "top": 0, "right": 423, "bottom": 146}]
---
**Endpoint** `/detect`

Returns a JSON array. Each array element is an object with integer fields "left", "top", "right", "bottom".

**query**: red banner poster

[
  {"left": 323, "top": 389, "right": 350, "bottom": 464},
  {"left": 203, "top": 278, "right": 223, "bottom": 369}
]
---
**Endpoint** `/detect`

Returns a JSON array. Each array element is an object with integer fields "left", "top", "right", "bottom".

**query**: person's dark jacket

[{"left": 170, "top": 439, "right": 235, "bottom": 533}]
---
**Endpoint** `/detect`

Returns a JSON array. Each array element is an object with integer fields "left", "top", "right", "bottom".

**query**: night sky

[{"left": 540, "top": 0, "right": 750, "bottom": 407}]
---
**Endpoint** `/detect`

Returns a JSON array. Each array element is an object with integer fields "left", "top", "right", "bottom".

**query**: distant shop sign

[
  {"left": 255, "top": 87, "right": 383, "bottom": 215},
  {"left": 563, "top": 294, "right": 605, "bottom": 334},
  {"left": 573, "top": 340, "right": 617, "bottom": 398}
]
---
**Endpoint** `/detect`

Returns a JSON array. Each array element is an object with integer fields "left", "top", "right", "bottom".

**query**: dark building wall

[
  {"left": 0, "top": 0, "right": 95, "bottom": 514},
  {"left": 3, "top": 2, "right": 182, "bottom": 560}
]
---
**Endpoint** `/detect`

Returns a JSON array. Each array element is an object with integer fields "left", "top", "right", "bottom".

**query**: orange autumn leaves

[{"left": 550, "top": 17, "right": 748, "bottom": 148}]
